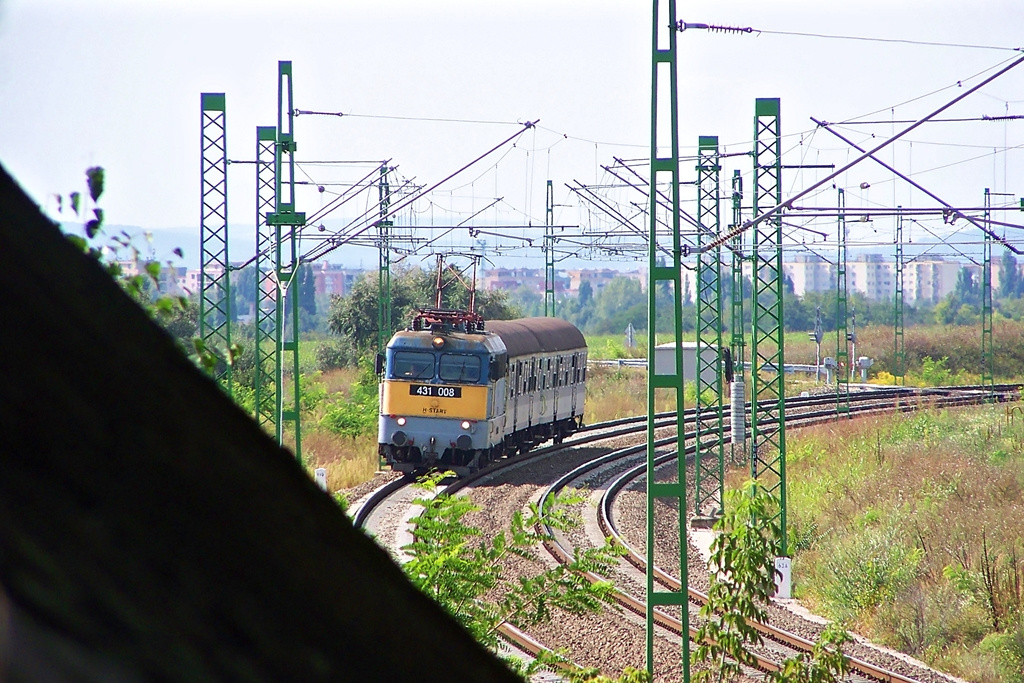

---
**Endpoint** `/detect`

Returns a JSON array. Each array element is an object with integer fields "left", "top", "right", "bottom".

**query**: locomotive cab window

[
  {"left": 391, "top": 351, "right": 435, "bottom": 379},
  {"left": 439, "top": 354, "right": 482, "bottom": 383}
]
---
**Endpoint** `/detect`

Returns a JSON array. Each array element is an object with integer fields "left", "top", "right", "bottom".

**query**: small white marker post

[
  {"left": 314, "top": 467, "right": 328, "bottom": 492},
  {"left": 774, "top": 556, "right": 792, "bottom": 599}
]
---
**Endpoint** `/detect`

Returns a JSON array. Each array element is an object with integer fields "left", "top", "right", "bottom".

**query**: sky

[{"left": 1, "top": 0, "right": 1022, "bottom": 270}]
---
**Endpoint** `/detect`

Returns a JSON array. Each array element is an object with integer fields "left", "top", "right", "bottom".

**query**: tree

[
  {"left": 327, "top": 265, "right": 520, "bottom": 358},
  {"left": 283, "top": 263, "right": 319, "bottom": 333},
  {"left": 784, "top": 291, "right": 813, "bottom": 332},
  {"left": 298, "top": 262, "right": 317, "bottom": 325},
  {"left": 694, "top": 481, "right": 850, "bottom": 683},
  {"left": 233, "top": 265, "right": 258, "bottom": 322},
  {"left": 160, "top": 294, "right": 200, "bottom": 350},
  {"left": 509, "top": 284, "right": 543, "bottom": 318},
  {"left": 402, "top": 474, "right": 623, "bottom": 679},
  {"left": 1000, "top": 248, "right": 1021, "bottom": 299},
  {"left": 590, "top": 277, "right": 646, "bottom": 335},
  {"left": 954, "top": 267, "right": 979, "bottom": 307},
  {"left": 560, "top": 281, "right": 595, "bottom": 330},
  {"left": 578, "top": 280, "right": 594, "bottom": 308}
]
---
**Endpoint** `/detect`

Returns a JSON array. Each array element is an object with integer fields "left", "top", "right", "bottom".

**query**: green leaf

[
  {"left": 86, "top": 166, "right": 104, "bottom": 202},
  {"left": 92, "top": 207, "right": 104, "bottom": 227},
  {"left": 145, "top": 261, "right": 161, "bottom": 280},
  {"left": 85, "top": 219, "right": 101, "bottom": 239},
  {"left": 69, "top": 191, "right": 81, "bottom": 215},
  {"left": 398, "top": 476, "right": 619, "bottom": 657},
  {"left": 153, "top": 297, "right": 174, "bottom": 315}
]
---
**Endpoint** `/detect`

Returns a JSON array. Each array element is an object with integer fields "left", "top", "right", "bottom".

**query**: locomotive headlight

[
  {"left": 461, "top": 420, "right": 471, "bottom": 430},
  {"left": 432, "top": 336, "right": 445, "bottom": 349},
  {"left": 396, "top": 416, "right": 407, "bottom": 426}
]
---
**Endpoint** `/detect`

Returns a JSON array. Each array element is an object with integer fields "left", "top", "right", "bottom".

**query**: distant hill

[{"left": 60, "top": 222, "right": 254, "bottom": 270}]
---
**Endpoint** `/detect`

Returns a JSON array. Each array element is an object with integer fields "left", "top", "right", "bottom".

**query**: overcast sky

[{"left": 1, "top": 0, "right": 1022, "bottom": 268}]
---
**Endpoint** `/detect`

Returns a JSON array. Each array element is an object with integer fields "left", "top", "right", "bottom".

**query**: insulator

[
  {"left": 708, "top": 24, "right": 755, "bottom": 35},
  {"left": 730, "top": 381, "right": 746, "bottom": 443}
]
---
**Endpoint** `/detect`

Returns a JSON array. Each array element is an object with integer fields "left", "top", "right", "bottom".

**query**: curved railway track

[{"left": 352, "top": 383, "right": 1021, "bottom": 680}]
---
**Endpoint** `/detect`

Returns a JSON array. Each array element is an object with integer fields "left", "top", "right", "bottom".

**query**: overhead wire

[
  {"left": 294, "top": 109, "right": 522, "bottom": 126},
  {"left": 752, "top": 28, "right": 1020, "bottom": 53},
  {"left": 288, "top": 26, "right": 1022, "bottom": 274}
]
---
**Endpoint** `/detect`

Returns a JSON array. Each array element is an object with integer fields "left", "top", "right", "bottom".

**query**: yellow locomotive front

[{"left": 378, "top": 309, "right": 507, "bottom": 475}]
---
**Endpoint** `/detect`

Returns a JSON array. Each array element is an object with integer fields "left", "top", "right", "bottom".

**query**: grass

[
  {"left": 300, "top": 430, "right": 379, "bottom": 489},
  {"left": 281, "top": 366, "right": 382, "bottom": 491},
  {"left": 293, "top": 362, "right": 659, "bottom": 490},
  {"left": 585, "top": 365, "right": 648, "bottom": 421},
  {"left": 780, "top": 404, "right": 1024, "bottom": 682},
  {"left": 789, "top": 319, "right": 1024, "bottom": 382}
]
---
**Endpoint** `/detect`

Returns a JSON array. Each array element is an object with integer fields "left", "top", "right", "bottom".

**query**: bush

[
  {"left": 299, "top": 372, "right": 328, "bottom": 413},
  {"left": 978, "top": 621, "right": 1024, "bottom": 683},
  {"left": 817, "top": 524, "right": 923, "bottom": 621},
  {"left": 318, "top": 365, "right": 378, "bottom": 438},
  {"left": 916, "top": 356, "right": 970, "bottom": 387},
  {"left": 869, "top": 370, "right": 897, "bottom": 385},
  {"left": 315, "top": 339, "right": 358, "bottom": 371}
]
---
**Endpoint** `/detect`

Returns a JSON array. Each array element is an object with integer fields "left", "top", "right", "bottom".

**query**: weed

[{"left": 787, "top": 403, "right": 1024, "bottom": 679}]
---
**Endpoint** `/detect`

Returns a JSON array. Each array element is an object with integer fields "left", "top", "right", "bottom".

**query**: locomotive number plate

[{"left": 410, "top": 384, "right": 461, "bottom": 398}]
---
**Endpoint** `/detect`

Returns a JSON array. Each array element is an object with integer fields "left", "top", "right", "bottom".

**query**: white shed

[{"left": 653, "top": 342, "right": 721, "bottom": 384}]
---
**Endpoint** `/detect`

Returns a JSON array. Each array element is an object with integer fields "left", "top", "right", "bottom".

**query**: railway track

[{"left": 352, "top": 384, "right": 1020, "bottom": 680}]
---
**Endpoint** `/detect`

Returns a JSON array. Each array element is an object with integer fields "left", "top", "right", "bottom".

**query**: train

[{"left": 378, "top": 308, "right": 588, "bottom": 476}]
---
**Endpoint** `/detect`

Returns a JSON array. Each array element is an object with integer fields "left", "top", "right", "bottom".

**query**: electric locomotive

[{"left": 378, "top": 308, "right": 587, "bottom": 476}]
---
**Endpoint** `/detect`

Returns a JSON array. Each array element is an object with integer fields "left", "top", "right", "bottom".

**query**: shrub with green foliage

[
  {"left": 318, "top": 366, "right": 378, "bottom": 438},
  {"left": 695, "top": 481, "right": 850, "bottom": 683},
  {"left": 977, "top": 621, "right": 1024, "bottom": 683},
  {"left": 916, "top": 356, "right": 969, "bottom": 387},
  {"left": 401, "top": 474, "right": 623, "bottom": 679},
  {"left": 315, "top": 339, "right": 357, "bottom": 371},
  {"left": 816, "top": 525, "right": 923, "bottom": 621},
  {"left": 787, "top": 405, "right": 1024, "bottom": 681}
]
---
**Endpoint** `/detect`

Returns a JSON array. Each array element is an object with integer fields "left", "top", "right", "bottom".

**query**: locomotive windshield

[
  {"left": 391, "top": 351, "right": 435, "bottom": 379},
  {"left": 438, "top": 354, "right": 482, "bottom": 383}
]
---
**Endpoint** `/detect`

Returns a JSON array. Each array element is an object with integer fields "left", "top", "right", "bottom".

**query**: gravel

[{"left": 350, "top": 437, "right": 964, "bottom": 683}]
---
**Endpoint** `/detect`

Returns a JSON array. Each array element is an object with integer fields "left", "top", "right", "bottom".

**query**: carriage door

[{"left": 570, "top": 353, "right": 579, "bottom": 417}]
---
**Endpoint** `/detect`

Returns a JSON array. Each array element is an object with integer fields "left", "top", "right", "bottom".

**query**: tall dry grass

[
  {"left": 281, "top": 367, "right": 382, "bottom": 491},
  {"left": 855, "top": 319, "right": 1024, "bottom": 381},
  {"left": 301, "top": 430, "right": 380, "bottom": 490},
  {"left": 784, "top": 405, "right": 1024, "bottom": 682},
  {"left": 585, "top": 365, "right": 668, "bottom": 422},
  {"left": 298, "top": 364, "right": 661, "bottom": 490}
]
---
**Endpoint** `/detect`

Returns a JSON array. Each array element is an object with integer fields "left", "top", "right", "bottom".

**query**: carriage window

[
  {"left": 391, "top": 351, "right": 435, "bottom": 379},
  {"left": 439, "top": 354, "right": 481, "bottom": 382}
]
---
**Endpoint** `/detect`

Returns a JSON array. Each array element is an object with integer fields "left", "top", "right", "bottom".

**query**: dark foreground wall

[{"left": 0, "top": 163, "right": 521, "bottom": 682}]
